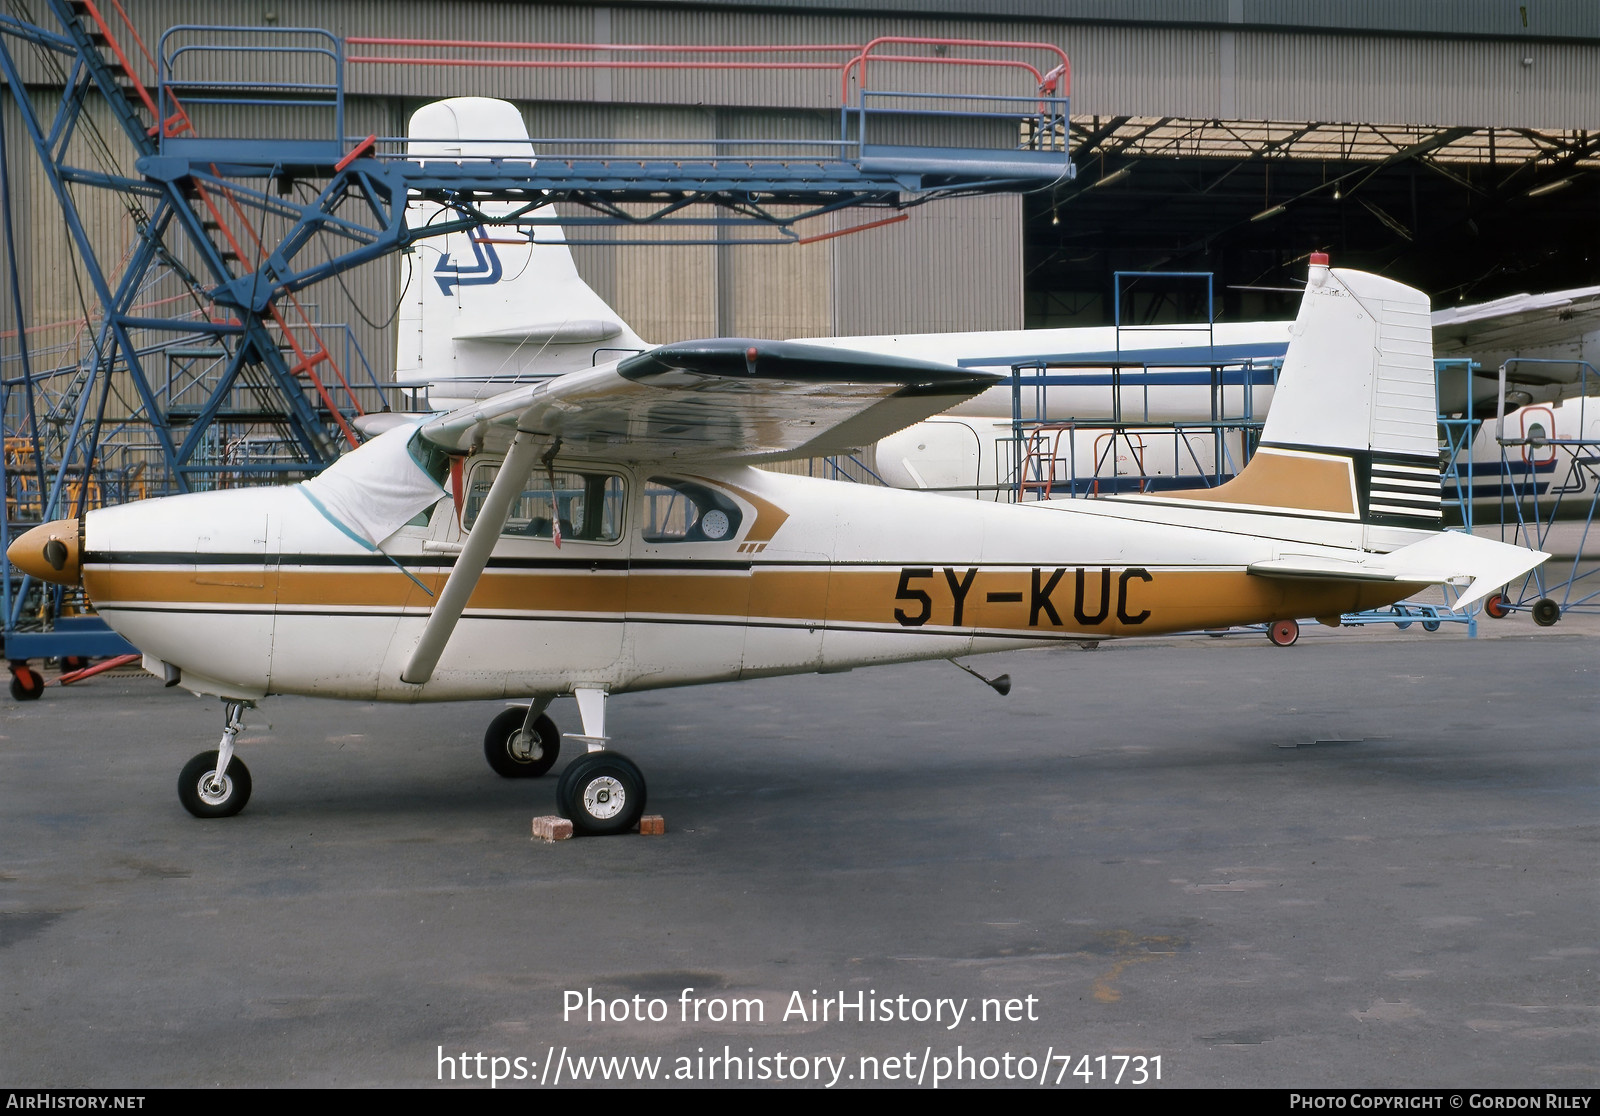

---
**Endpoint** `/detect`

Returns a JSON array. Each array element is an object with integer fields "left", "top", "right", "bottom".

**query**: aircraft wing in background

[{"left": 1433, "top": 285, "right": 1600, "bottom": 414}]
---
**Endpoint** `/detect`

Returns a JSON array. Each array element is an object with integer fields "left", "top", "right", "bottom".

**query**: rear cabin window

[
  {"left": 641, "top": 477, "right": 743, "bottom": 543},
  {"left": 463, "top": 465, "right": 625, "bottom": 542}
]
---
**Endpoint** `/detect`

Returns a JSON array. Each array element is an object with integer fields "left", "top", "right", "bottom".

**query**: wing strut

[{"left": 402, "top": 431, "right": 544, "bottom": 685}]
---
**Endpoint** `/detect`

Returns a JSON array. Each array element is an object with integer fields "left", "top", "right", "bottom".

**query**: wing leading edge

[{"left": 418, "top": 338, "right": 998, "bottom": 463}]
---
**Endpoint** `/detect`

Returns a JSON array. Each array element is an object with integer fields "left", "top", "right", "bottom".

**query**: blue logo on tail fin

[{"left": 434, "top": 228, "right": 504, "bottom": 295}]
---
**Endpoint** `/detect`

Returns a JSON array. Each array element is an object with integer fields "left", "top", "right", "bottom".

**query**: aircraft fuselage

[{"left": 78, "top": 463, "right": 1411, "bottom": 704}]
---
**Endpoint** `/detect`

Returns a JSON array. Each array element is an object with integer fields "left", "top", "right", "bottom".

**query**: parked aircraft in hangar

[{"left": 8, "top": 255, "right": 1548, "bottom": 831}]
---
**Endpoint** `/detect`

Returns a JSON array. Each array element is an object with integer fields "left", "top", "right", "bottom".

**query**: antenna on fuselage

[{"left": 949, "top": 658, "right": 1011, "bottom": 697}]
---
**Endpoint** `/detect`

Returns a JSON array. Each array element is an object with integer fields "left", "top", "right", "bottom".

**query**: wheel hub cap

[
  {"left": 509, "top": 730, "right": 544, "bottom": 763},
  {"left": 584, "top": 776, "right": 626, "bottom": 820},
  {"left": 198, "top": 773, "right": 232, "bottom": 806}
]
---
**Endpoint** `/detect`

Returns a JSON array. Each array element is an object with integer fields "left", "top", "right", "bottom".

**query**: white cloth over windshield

[{"left": 297, "top": 422, "right": 445, "bottom": 549}]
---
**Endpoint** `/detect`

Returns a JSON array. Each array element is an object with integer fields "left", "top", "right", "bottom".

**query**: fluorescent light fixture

[
  {"left": 1093, "top": 165, "right": 1131, "bottom": 189},
  {"left": 1526, "top": 176, "right": 1575, "bottom": 198},
  {"left": 1251, "top": 203, "right": 1286, "bottom": 222}
]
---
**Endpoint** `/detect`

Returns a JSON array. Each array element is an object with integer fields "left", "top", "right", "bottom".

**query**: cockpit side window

[
  {"left": 641, "top": 477, "right": 743, "bottom": 543},
  {"left": 463, "top": 464, "right": 625, "bottom": 542}
]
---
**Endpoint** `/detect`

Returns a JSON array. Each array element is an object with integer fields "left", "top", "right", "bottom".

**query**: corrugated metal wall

[
  {"left": 583, "top": 1, "right": 1600, "bottom": 43},
  {"left": 1231, "top": 33, "right": 1600, "bottom": 130},
  {"left": 2, "top": 1, "right": 1596, "bottom": 394},
  {"left": 84, "top": 2, "right": 1598, "bottom": 129},
  {"left": 834, "top": 194, "right": 1022, "bottom": 334}
]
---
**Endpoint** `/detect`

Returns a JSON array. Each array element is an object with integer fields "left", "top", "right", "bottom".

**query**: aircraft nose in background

[{"left": 6, "top": 518, "right": 82, "bottom": 584}]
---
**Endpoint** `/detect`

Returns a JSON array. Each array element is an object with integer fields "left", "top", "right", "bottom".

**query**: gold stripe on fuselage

[{"left": 85, "top": 560, "right": 1418, "bottom": 638}]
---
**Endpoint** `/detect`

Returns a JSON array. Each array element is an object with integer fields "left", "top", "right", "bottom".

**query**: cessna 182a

[{"left": 7, "top": 256, "right": 1549, "bottom": 833}]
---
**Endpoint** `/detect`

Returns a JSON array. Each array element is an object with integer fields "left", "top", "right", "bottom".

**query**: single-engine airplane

[{"left": 8, "top": 257, "right": 1548, "bottom": 832}]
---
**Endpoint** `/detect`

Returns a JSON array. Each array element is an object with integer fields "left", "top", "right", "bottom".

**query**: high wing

[
  {"left": 402, "top": 338, "right": 995, "bottom": 685},
  {"left": 1432, "top": 285, "right": 1600, "bottom": 414},
  {"left": 417, "top": 338, "right": 998, "bottom": 463}
]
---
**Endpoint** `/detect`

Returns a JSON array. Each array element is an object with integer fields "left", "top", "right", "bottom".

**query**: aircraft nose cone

[{"left": 6, "top": 518, "right": 83, "bottom": 584}]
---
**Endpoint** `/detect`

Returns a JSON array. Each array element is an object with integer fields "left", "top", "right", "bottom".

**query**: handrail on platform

[
  {"left": 342, "top": 33, "right": 1070, "bottom": 162},
  {"left": 158, "top": 26, "right": 344, "bottom": 149}
]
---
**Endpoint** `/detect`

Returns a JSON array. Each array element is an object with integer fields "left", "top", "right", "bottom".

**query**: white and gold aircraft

[{"left": 8, "top": 258, "right": 1548, "bottom": 833}]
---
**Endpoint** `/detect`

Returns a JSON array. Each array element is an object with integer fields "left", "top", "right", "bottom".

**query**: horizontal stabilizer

[
  {"left": 453, "top": 320, "right": 624, "bottom": 345},
  {"left": 1250, "top": 532, "right": 1548, "bottom": 610}
]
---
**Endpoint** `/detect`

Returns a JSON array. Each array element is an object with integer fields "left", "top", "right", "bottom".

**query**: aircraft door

[
  {"left": 1521, "top": 407, "right": 1557, "bottom": 467},
  {"left": 420, "top": 459, "right": 628, "bottom": 698},
  {"left": 625, "top": 476, "right": 751, "bottom": 688}
]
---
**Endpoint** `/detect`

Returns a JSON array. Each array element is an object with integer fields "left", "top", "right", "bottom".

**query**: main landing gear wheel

[
  {"left": 556, "top": 751, "right": 646, "bottom": 837},
  {"left": 1268, "top": 619, "right": 1300, "bottom": 647},
  {"left": 178, "top": 750, "right": 253, "bottom": 818},
  {"left": 9, "top": 666, "right": 43, "bottom": 701},
  {"left": 1532, "top": 598, "right": 1562, "bottom": 627},
  {"left": 1483, "top": 593, "right": 1512, "bottom": 620},
  {"left": 484, "top": 707, "right": 561, "bottom": 778}
]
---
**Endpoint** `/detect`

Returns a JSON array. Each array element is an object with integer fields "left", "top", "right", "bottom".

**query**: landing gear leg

[
  {"left": 555, "top": 687, "right": 647, "bottom": 836},
  {"left": 178, "top": 701, "right": 254, "bottom": 818}
]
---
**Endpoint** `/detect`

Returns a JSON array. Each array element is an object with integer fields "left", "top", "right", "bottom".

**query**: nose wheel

[
  {"left": 178, "top": 701, "right": 253, "bottom": 818},
  {"left": 178, "top": 750, "right": 253, "bottom": 818}
]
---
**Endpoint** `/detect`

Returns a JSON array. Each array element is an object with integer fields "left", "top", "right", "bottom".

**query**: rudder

[{"left": 1170, "top": 255, "right": 1442, "bottom": 548}]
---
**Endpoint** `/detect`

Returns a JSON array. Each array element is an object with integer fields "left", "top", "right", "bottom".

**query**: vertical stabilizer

[
  {"left": 394, "top": 98, "right": 649, "bottom": 409},
  {"left": 1169, "top": 254, "right": 1443, "bottom": 549}
]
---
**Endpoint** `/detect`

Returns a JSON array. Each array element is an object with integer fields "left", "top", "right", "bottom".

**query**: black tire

[
  {"left": 177, "top": 750, "right": 252, "bottom": 818},
  {"left": 556, "top": 752, "right": 646, "bottom": 836},
  {"left": 1267, "top": 619, "right": 1300, "bottom": 647},
  {"left": 1483, "top": 593, "right": 1511, "bottom": 620},
  {"left": 484, "top": 707, "right": 560, "bottom": 778},
  {"left": 9, "top": 668, "right": 43, "bottom": 701},
  {"left": 1532, "top": 598, "right": 1561, "bottom": 627}
]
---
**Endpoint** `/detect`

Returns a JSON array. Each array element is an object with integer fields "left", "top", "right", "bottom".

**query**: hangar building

[{"left": 2, "top": 0, "right": 1595, "bottom": 382}]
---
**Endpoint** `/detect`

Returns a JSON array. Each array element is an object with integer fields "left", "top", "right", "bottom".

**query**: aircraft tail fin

[
  {"left": 1167, "top": 255, "right": 1443, "bottom": 548},
  {"left": 394, "top": 98, "right": 648, "bottom": 408}
]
